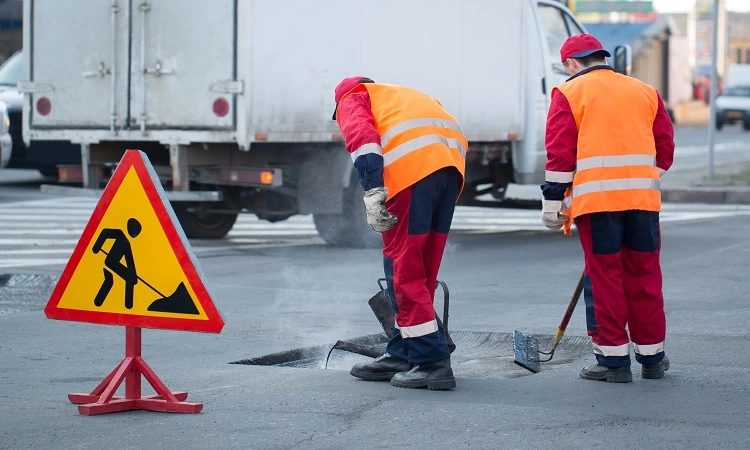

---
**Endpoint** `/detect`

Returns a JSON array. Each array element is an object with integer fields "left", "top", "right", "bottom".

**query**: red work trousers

[
  {"left": 575, "top": 210, "right": 667, "bottom": 367},
  {"left": 382, "top": 167, "right": 461, "bottom": 364}
]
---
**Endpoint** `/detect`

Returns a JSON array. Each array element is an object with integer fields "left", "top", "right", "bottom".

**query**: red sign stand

[
  {"left": 45, "top": 150, "right": 225, "bottom": 416},
  {"left": 68, "top": 327, "right": 202, "bottom": 415}
]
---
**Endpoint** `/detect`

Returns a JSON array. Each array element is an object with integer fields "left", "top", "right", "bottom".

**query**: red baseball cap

[
  {"left": 560, "top": 34, "right": 611, "bottom": 63},
  {"left": 332, "top": 76, "right": 374, "bottom": 120}
]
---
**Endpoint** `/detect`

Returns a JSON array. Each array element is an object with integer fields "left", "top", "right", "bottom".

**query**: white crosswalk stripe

[{"left": 0, "top": 197, "right": 749, "bottom": 269}]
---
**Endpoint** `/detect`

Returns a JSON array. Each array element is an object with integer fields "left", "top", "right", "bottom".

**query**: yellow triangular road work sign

[{"left": 45, "top": 150, "right": 224, "bottom": 333}]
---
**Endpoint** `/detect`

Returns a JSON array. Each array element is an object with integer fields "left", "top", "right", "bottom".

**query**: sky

[{"left": 653, "top": 0, "right": 750, "bottom": 13}]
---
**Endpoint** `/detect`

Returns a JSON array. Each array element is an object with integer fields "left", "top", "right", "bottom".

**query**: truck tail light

[
  {"left": 58, "top": 166, "right": 83, "bottom": 182},
  {"left": 218, "top": 168, "right": 277, "bottom": 186},
  {"left": 37, "top": 97, "right": 52, "bottom": 116}
]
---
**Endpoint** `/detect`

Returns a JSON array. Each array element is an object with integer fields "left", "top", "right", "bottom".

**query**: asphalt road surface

[{"left": 1, "top": 125, "right": 749, "bottom": 449}]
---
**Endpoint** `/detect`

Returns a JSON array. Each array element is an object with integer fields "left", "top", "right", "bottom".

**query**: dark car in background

[{"left": 0, "top": 51, "right": 80, "bottom": 176}]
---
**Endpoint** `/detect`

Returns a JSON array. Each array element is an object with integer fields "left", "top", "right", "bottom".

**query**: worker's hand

[
  {"left": 363, "top": 187, "right": 398, "bottom": 233},
  {"left": 541, "top": 199, "right": 569, "bottom": 230}
]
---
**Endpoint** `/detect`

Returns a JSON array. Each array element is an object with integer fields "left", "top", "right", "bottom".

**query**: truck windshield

[
  {"left": 723, "top": 86, "right": 750, "bottom": 97},
  {"left": 0, "top": 52, "right": 22, "bottom": 87}
]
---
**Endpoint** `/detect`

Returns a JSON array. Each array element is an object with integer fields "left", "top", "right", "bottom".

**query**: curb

[{"left": 662, "top": 187, "right": 750, "bottom": 205}]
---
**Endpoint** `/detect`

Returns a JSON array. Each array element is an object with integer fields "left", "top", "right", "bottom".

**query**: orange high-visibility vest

[
  {"left": 555, "top": 69, "right": 661, "bottom": 235},
  {"left": 338, "top": 83, "right": 467, "bottom": 201}
]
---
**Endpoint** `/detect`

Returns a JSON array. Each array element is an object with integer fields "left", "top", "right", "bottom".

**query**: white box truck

[{"left": 20, "top": 0, "right": 629, "bottom": 247}]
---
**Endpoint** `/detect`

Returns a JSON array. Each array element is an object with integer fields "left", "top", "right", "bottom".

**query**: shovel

[
  {"left": 325, "top": 278, "right": 455, "bottom": 368},
  {"left": 368, "top": 278, "right": 455, "bottom": 352},
  {"left": 513, "top": 272, "right": 585, "bottom": 373}
]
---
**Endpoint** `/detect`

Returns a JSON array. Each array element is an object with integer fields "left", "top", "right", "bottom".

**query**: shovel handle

[
  {"left": 558, "top": 272, "right": 585, "bottom": 332},
  {"left": 436, "top": 280, "right": 449, "bottom": 336}
]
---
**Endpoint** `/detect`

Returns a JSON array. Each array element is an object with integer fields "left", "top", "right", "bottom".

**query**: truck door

[
  {"left": 29, "top": 0, "right": 129, "bottom": 129},
  {"left": 537, "top": 2, "right": 584, "bottom": 90},
  {"left": 129, "top": 0, "right": 237, "bottom": 131}
]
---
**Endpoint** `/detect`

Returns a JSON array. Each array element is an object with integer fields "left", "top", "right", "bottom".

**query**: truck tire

[
  {"left": 171, "top": 202, "right": 238, "bottom": 239},
  {"left": 716, "top": 119, "right": 724, "bottom": 130},
  {"left": 743, "top": 120, "right": 750, "bottom": 131},
  {"left": 313, "top": 175, "right": 382, "bottom": 249}
]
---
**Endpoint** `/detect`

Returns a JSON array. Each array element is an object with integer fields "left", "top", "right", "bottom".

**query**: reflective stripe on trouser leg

[
  {"left": 623, "top": 210, "right": 666, "bottom": 365},
  {"left": 575, "top": 213, "right": 631, "bottom": 367},
  {"left": 382, "top": 170, "right": 454, "bottom": 364}
]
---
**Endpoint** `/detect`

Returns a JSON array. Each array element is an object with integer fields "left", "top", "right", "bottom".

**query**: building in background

[
  {"left": 728, "top": 11, "right": 750, "bottom": 65},
  {"left": 583, "top": 18, "right": 686, "bottom": 104}
]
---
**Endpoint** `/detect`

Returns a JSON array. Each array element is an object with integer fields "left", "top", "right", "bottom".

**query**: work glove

[
  {"left": 363, "top": 187, "right": 398, "bottom": 233},
  {"left": 541, "top": 199, "right": 569, "bottom": 230}
]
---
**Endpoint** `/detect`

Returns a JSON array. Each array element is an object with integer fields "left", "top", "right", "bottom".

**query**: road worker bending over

[{"left": 332, "top": 76, "right": 466, "bottom": 390}]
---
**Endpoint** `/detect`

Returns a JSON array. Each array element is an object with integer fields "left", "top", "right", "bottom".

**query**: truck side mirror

[{"left": 613, "top": 45, "right": 632, "bottom": 76}]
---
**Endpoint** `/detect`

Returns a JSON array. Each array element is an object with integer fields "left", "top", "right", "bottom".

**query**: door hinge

[
  {"left": 17, "top": 81, "right": 54, "bottom": 94},
  {"left": 209, "top": 79, "right": 244, "bottom": 95}
]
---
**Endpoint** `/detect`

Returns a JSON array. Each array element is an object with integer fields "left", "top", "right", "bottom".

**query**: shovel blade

[
  {"left": 368, "top": 287, "right": 456, "bottom": 353},
  {"left": 368, "top": 289, "right": 396, "bottom": 338},
  {"left": 513, "top": 330, "right": 541, "bottom": 373}
]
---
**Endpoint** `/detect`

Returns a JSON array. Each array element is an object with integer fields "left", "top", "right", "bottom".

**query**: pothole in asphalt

[
  {"left": 0, "top": 274, "right": 58, "bottom": 317},
  {"left": 230, "top": 331, "right": 593, "bottom": 380}
]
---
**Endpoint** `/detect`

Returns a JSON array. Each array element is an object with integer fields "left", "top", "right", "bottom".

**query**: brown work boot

[
  {"left": 642, "top": 356, "right": 670, "bottom": 379},
  {"left": 350, "top": 353, "right": 411, "bottom": 381},
  {"left": 579, "top": 364, "right": 633, "bottom": 383},
  {"left": 390, "top": 358, "right": 456, "bottom": 390}
]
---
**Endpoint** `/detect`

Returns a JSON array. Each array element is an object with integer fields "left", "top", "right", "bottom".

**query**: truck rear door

[
  {"left": 130, "top": 0, "right": 237, "bottom": 131},
  {"left": 29, "top": 0, "right": 129, "bottom": 129}
]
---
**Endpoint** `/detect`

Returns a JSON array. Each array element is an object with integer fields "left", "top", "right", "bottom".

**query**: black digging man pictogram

[{"left": 92, "top": 218, "right": 142, "bottom": 310}]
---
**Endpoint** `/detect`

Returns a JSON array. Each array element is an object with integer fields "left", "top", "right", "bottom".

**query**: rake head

[{"left": 512, "top": 330, "right": 541, "bottom": 373}]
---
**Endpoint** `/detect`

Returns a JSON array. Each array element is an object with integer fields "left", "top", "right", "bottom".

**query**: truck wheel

[
  {"left": 743, "top": 120, "right": 750, "bottom": 131},
  {"left": 716, "top": 120, "right": 724, "bottom": 130},
  {"left": 171, "top": 202, "right": 238, "bottom": 239},
  {"left": 313, "top": 175, "right": 382, "bottom": 249}
]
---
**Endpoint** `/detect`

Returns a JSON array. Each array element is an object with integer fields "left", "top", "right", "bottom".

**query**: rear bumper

[
  {"left": 40, "top": 184, "right": 223, "bottom": 202},
  {"left": 717, "top": 109, "right": 750, "bottom": 122}
]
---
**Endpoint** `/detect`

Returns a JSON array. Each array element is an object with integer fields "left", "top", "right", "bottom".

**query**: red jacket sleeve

[
  {"left": 335, "top": 89, "right": 384, "bottom": 190},
  {"left": 653, "top": 92, "right": 675, "bottom": 174},
  {"left": 541, "top": 89, "right": 578, "bottom": 201},
  {"left": 544, "top": 90, "right": 578, "bottom": 183}
]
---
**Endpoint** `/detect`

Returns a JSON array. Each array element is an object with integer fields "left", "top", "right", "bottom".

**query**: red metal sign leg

[{"left": 125, "top": 327, "right": 142, "bottom": 400}]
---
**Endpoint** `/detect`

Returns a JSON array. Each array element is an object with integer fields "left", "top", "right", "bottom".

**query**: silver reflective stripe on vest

[
  {"left": 572, "top": 178, "right": 661, "bottom": 197},
  {"left": 350, "top": 142, "right": 383, "bottom": 162},
  {"left": 383, "top": 134, "right": 467, "bottom": 167},
  {"left": 576, "top": 154, "right": 656, "bottom": 171},
  {"left": 380, "top": 118, "right": 465, "bottom": 149}
]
